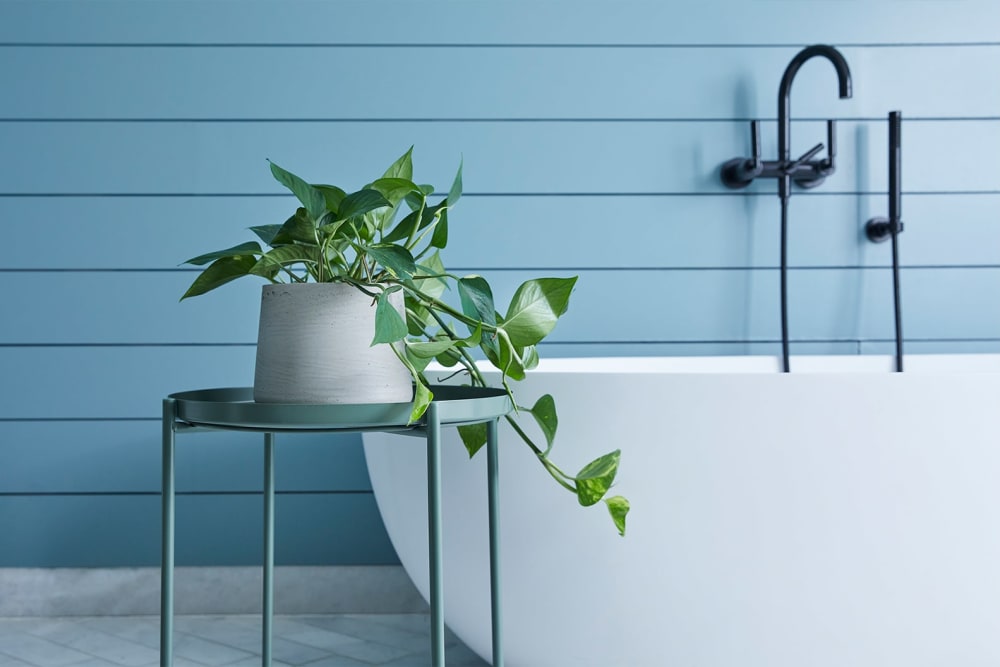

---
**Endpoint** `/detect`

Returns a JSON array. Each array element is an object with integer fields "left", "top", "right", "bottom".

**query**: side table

[{"left": 160, "top": 386, "right": 513, "bottom": 667}]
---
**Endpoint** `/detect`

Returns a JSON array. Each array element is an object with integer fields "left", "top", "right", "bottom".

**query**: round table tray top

[{"left": 168, "top": 385, "right": 513, "bottom": 431}]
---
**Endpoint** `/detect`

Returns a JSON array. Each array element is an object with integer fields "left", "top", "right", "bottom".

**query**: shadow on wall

[{"left": 733, "top": 73, "right": 762, "bottom": 353}]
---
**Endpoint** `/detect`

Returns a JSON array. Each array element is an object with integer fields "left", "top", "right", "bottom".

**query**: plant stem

[
  {"left": 418, "top": 310, "right": 575, "bottom": 494},
  {"left": 420, "top": 311, "right": 487, "bottom": 385},
  {"left": 313, "top": 226, "right": 325, "bottom": 283},
  {"left": 403, "top": 199, "right": 426, "bottom": 249},
  {"left": 404, "top": 284, "right": 497, "bottom": 334},
  {"left": 504, "top": 415, "right": 576, "bottom": 492}
]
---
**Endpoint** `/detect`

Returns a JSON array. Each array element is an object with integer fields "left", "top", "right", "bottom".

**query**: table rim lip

[{"left": 166, "top": 385, "right": 513, "bottom": 430}]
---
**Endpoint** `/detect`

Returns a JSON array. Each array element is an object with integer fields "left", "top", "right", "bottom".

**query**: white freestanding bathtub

[{"left": 362, "top": 355, "right": 1000, "bottom": 667}]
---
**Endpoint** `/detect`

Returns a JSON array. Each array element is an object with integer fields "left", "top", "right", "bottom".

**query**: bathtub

[{"left": 362, "top": 355, "right": 1000, "bottom": 667}]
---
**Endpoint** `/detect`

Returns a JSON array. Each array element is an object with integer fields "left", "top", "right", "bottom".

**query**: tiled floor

[{"left": 0, "top": 614, "right": 488, "bottom": 667}]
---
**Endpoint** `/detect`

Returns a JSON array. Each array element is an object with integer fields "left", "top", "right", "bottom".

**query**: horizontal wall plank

[
  {"left": 1, "top": 1, "right": 997, "bottom": 45},
  {"left": 0, "top": 421, "right": 368, "bottom": 493},
  {"left": 0, "top": 121, "right": 995, "bottom": 195},
  {"left": 1, "top": 269, "right": 996, "bottom": 346},
  {"left": 0, "top": 492, "right": 398, "bottom": 567},
  {"left": 1, "top": 45, "right": 997, "bottom": 120},
  {"left": 1, "top": 194, "right": 996, "bottom": 270},
  {"left": 0, "top": 347, "right": 258, "bottom": 419}
]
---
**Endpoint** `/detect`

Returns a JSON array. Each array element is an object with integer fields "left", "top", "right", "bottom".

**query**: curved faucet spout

[{"left": 777, "top": 44, "right": 852, "bottom": 199}]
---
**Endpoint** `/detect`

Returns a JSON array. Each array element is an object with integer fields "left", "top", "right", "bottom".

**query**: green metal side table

[{"left": 160, "top": 385, "right": 513, "bottom": 667}]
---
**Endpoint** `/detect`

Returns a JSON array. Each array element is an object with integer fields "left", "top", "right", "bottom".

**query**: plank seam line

[
  {"left": 2, "top": 265, "right": 998, "bottom": 275},
  {"left": 2, "top": 336, "right": 997, "bottom": 351},
  {"left": 3, "top": 117, "right": 999, "bottom": 123},
  {"left": 0, "top": 490, "right": 372, "bottom": 497},
  {"left": 1, "top": 191, "right": 998, "bottom": 198}
]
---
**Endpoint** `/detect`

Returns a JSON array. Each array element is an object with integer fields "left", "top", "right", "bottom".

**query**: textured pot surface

[{"left": 253, "top": 283, "right": 412, "bottom": 404}]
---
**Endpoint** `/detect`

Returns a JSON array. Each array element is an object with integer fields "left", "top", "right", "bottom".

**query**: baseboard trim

[{"left": 0, "top": 566, "right": 428, "bottom": 617}]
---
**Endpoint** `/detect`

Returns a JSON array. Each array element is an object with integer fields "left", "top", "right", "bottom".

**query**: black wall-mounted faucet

[
  {"left": 721, "top": 44, "right": 853, "bottom": 197},
  {"left": 719, "top": 45, "right": 854, "bottom": 373}
]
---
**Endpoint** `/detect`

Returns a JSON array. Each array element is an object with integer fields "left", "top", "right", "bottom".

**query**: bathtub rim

[{"left": 424, "top": 352, "right": 1000, "bottom": 376}]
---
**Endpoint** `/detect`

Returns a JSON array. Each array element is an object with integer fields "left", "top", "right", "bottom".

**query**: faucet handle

[
  {"left": 790, "top": 125, "right": 833, "bottom": 189},
  {"left": 788, "top": 142, "right": 825, "bottom": 172},
  {"left": 749, "top": 119, "right": 762, "bottom": 169},
  {"left": 825, "top": 119, "right": 837, "bottom": 166},
  {"left": 720, "top": 120, "right": 765, "bottom": 189}
]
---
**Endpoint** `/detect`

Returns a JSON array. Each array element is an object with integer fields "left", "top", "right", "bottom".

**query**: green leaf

[
  {"left": 364, "top": 244, "right": 416, "bottom": 279},
  {"left": 269, "top": 161, "right": 326, "bottom": 221},
  {"left": 386, "top": 340, "right": 429, "bottom": 422},
  {"left": 524, "top": 394, "right": 557, "bottom": 451},
  {"left": 447, "top": 159, "right": 463, "bottom": 206},
  {"left": 382, "top": 207, "right": 422, "bottom": 244},
  {"left": 315, "top": 184, "right": 347, "bottom": 214},
  {"left": 604, "top": 495, "right": 630, "bottom": 537},
  {"left": 249, "top": 244, "right": 320, "bottom": 277},
  {"left": 458, "top": 423, "right": 487, "bottom": 458},
  {"left": 495, "top": 333, "right": 526, "bottom": 381},
  {"left": 458, "top": 275, "right": 495, "bottom": 330},
  {"left": 403, "top": 345, "right": 432, "bottom": 373},
  {"left": 372, "top": 288, "right": 409, "bottom": 345},
  {"left": 435, "top": 346, "right": 462, "bottom": 367},
  {"left": 413, "top": 252, "right": 448, "bottom": 300},
  {"left": 358, "top": 211, "right": 379, "bottom": 242},
  {"left": 460, "top": 322, "right": 483, "bottom": 348},
  {"left": 503, "top": 277, "right": 578, "bottom": 348},
  {"left": 272, "top": 209, "right": 317, "bottom": 245},
  {"left": 384, "top": 198, "right": 450, "bottom": 245},
  {"left": 430, "top": 207, "right": 448, "bottom": 249},
  {"left": 339, "top": 189, "right": 391, "bottom": 220},
  {"left": 405, "top": 350, "right": 431, "bottom": 373},
  {"left": 522, "top": 345, "right": 539, "bottom": 370},
  {"left": 406, "top": 339, "right": 457, "bottom": 359},
  {"left": 404, "top": 185, "right": 434, "bottom": 211},
  {"left": 405, "top": 300, "right": 433, "bottom": 335},
  {"left": 183, "top": 241, "right": 261, "bottom": 266},
  {"left": 250, "top": 224, "right": 283, "bottom": 246},
  {"left": 575, "top": 450, "right": 620, "bottom": 507},
  {"left": 409, "top": 378, "right": 433, "bottom": 423},
  {"left": 481, "top": 329, "right": 506, "bottom": 370},
  {"left": 369, "top": 177, "right": 420, "bottom": 206},
  {"left": 382, "top": 146, "right": 414, "bottom": 181},
  {"left": 180, "top": 255, "right": 257, "bottom": 299},
  {"left": 317, "top": 217, "right": 352, "bottom": 243}
]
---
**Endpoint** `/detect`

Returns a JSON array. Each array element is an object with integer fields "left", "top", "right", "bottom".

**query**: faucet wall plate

[
  {"left": 793, "top": 175, "right": 826, "bottom": 189},
  {"left": 720, "top": 157, "right": 758, "bottom": 189},
  {"left": 866, "top": 217, "right": 892, "bottom": 243}
]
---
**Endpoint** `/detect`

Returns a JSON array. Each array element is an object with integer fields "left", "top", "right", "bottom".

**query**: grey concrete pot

[{"left": 253, "top": 282, "right": 413, "bottom": 404}]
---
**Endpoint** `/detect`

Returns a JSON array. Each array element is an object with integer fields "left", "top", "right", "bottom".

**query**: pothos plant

[{"left": 181, "top": 148, "right": 629, "bottom": 535}]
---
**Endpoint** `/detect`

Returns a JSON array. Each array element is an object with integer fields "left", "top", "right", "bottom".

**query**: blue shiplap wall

[{"left": 1, "top": 1, "right": 998, "bottom": 566}]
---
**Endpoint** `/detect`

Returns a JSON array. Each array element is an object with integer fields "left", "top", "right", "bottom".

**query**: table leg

[
  {"left": 486, "top": 419, "right": 504, "bottom": 667},
  {"left": 160, "top": 399, "right": 175, "bottom": 667},
  {"left": 426, "top": 403, "right": 445, "bottom": 667},
  {"left": 262, "top": 432, "right": 275, "bottom": 667}
]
